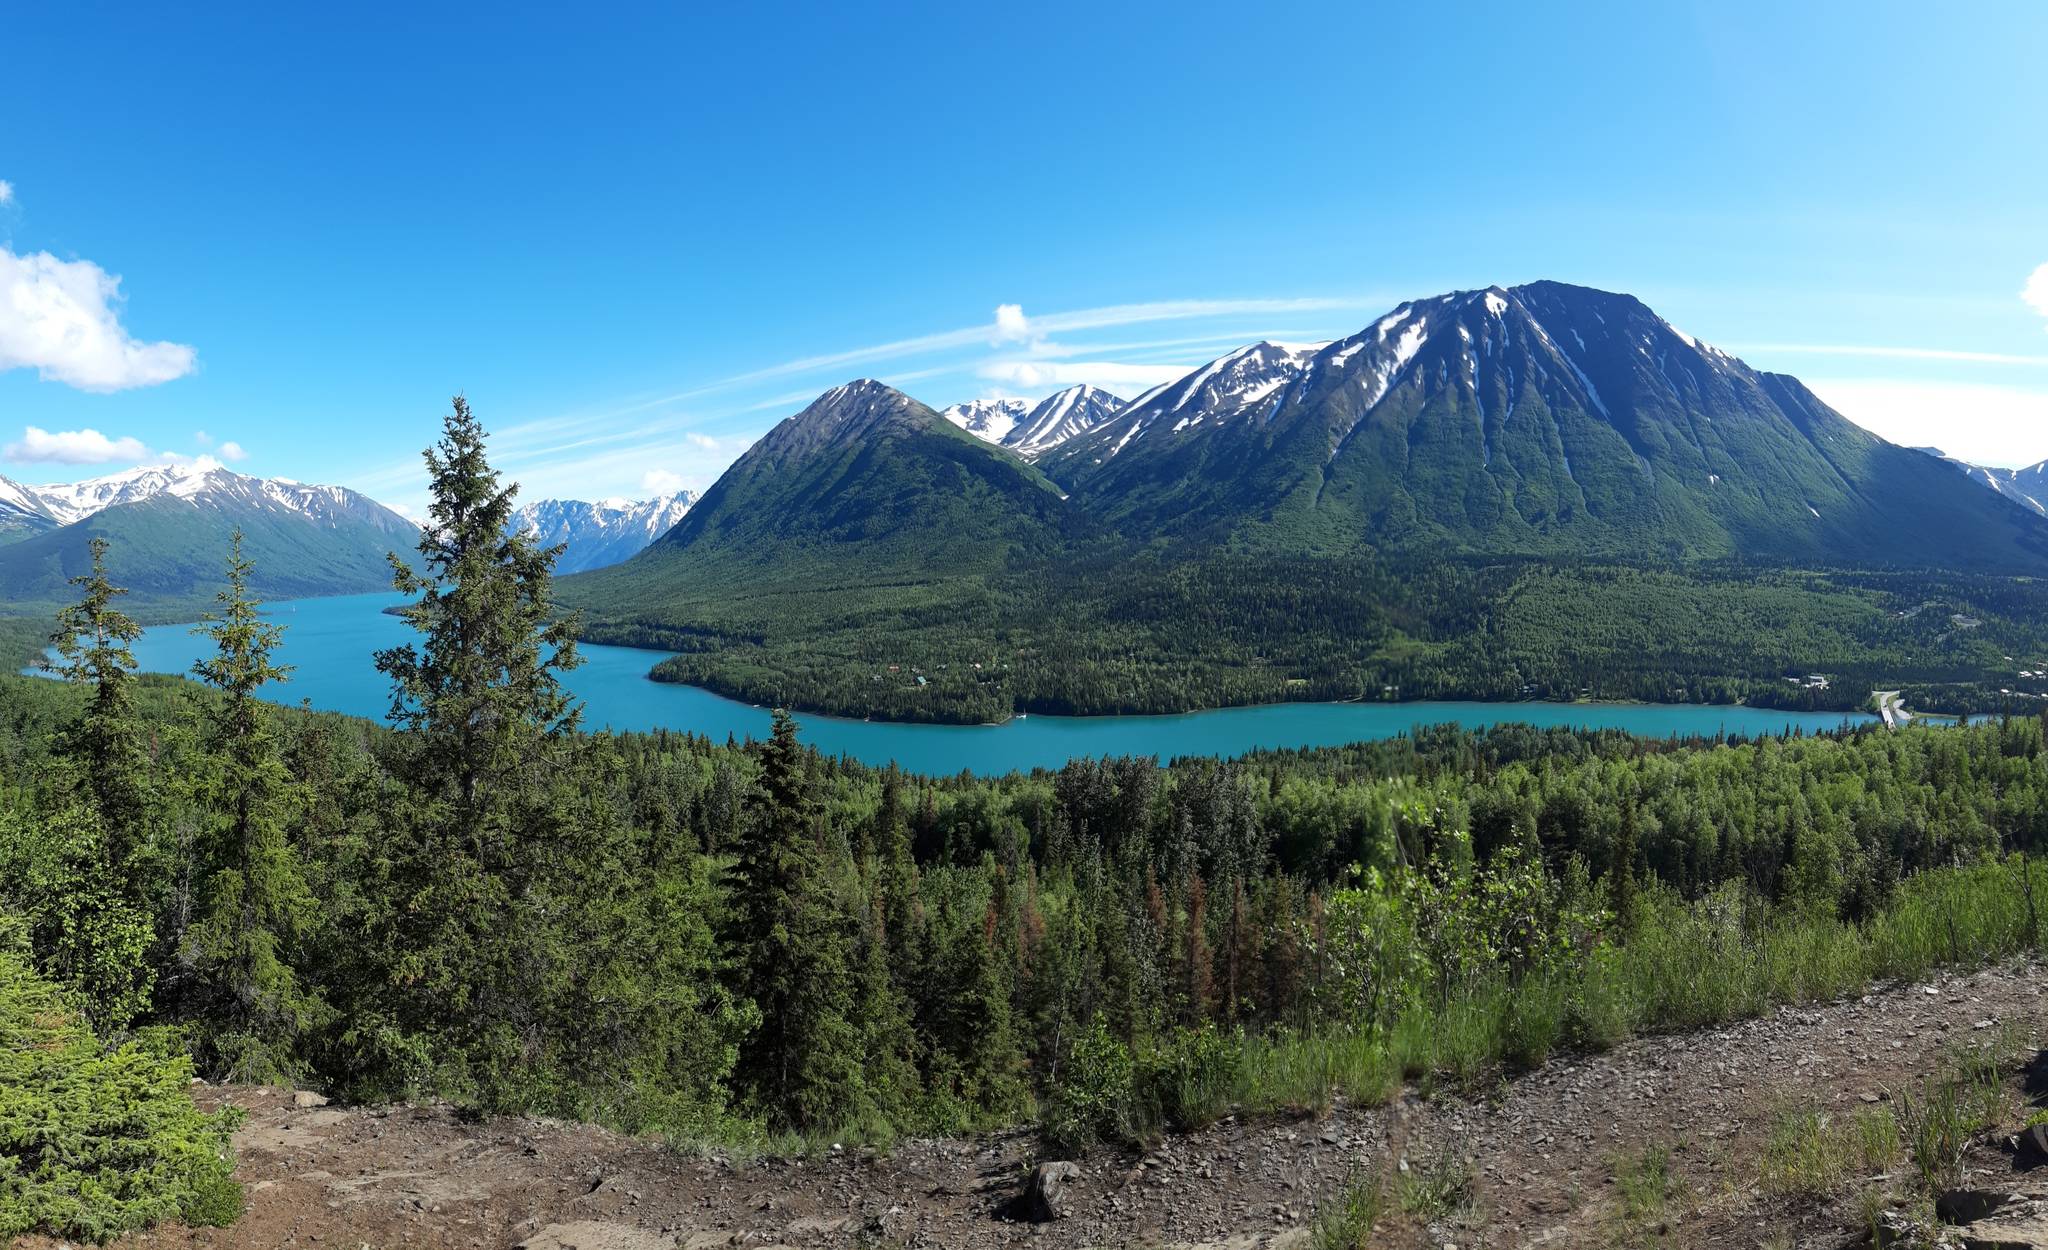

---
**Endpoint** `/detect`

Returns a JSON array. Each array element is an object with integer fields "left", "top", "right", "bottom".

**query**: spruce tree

[
  {"left": 48, "top": 537, "right": 149, "bottom": 874},
  {"left": 185, "top": 532, "right": 319, "bottom": 1080},
  {"left": 377, "top": 395, "right": 583, "bottom": 832},
  {"left": 38, "top": 537, "right": 157, "bottom": 1029},
  {"left": 729, "top": 710, "right": 866, "bottom": 1129},
  {"left": 371, "top": 396, "right": 584, "bottom": 1066}
]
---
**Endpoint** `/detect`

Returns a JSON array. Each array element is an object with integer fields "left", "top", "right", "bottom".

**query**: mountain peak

[
  {"left": 513, "top": 489, "right": 699, "bottom": 572},
  {"left": 746, "top": 379, "right": 962, "bottom": 470},
  {"left": 940, "top": 397, "right": 1030, "bottom": 443},
  {"left": 1003, "top": 385, "right": 1128, "bottom": 457}
]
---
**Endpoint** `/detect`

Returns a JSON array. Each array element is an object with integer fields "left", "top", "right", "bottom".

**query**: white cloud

[
  {"left": 2025, "top": 263, "right": 2048, "bottom": 329},
  {"left": 978, "top": 358, "right": 1192, "bottom": 393},
  {"left": 217, "top": 440, "right": 247, "bottom": 461},
  {"left": 1807, "top": 377, "right": 2048, "bottom": 466},
  {"left": 0, "top": 181, "right": 13, "bottom": 206},
  {"left": 194, "top": 430, "right": 213, "bottom": 445},
  {"left": 684, "top": 432, "right": 720, "bottom": 450},
  {"left": 521, "top": 293, "right": 1392, "bottom": 428},
  {"left": 993, "top": 303, "right": 1034, "bottom": 345},
  {"left": 0, "top": 247, "right": 196, "bottom": 391},
  {"left": 3, "top": 425, "right": 151, "bottom": 464},
  {"left": 642, "top": 468, "right": 686, "bottom": 494}
]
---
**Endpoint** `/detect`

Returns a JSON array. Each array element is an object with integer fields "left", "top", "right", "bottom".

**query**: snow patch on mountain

[
  {"left": 1003, "top": 385, "right": 1126, "bottom": 457},
  {"left": 512, "top": 491, "right": 697, "bottom": 573},
  {"left": 940, "top": 398, "right": 1029, "bottom": 444},
  {"left": 14, "top": 462, "right": 411, "bottom": 530},
  {"left": 1914, "top": 448, "right": 2048, "bottom": 517}
]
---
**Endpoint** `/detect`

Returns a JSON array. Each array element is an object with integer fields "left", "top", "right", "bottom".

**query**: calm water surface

[{"left": 96, "top": 591, "right": 1874, "bottom": 775}]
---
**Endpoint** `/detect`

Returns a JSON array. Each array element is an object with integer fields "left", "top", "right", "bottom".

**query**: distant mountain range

[
  {"left": 1914, "top": 448, "right": 2048, "bottom": 517},
  {"left": 0, "top": 463, "right": 417, "bottom": 611},
  {"left": 511, "top": 491, "right": 695, "bottom": 573},
  {"left": 940, "top": 385, "right": 1128, "bottom": 458},
  {"left": 569, "top": 281, "right": 2048, "bottom": 610}
]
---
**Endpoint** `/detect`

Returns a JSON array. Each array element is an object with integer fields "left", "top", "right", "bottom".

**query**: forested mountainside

[{"left": 0, "top": 464, "right": 415, "bottom": 615}]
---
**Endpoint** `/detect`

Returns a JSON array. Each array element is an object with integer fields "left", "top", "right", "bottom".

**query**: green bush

[
  {"left": 0, "top": 950, "right": 242, "bottom": 1243},
  {"left": 1142, "top": 1023, "right": 1243, "bottom": 1132},
  {"left": 1040, "top": 1017, "right": 1137, "bottom": 1155}
]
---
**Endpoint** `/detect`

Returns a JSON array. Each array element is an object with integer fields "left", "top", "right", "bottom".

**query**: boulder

[
  {"left": 2019, "top": 1122, "right": 2048, "bottom": 1162},
  {"left": 1958, "top": 1212, "right": 2048, "bottom": 1250},
  {"left": 1024, "top": 1161, "right": 1082, "bottom": 1222}
]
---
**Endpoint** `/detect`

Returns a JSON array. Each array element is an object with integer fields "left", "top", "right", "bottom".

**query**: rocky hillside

[{"left": 85, "top": 961, "right": 2048, "bottom": 1250}]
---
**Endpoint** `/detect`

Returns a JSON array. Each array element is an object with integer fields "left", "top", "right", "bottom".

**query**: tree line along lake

[{"left": 83, "top": 591, "right": 1876, "bottom": 775}]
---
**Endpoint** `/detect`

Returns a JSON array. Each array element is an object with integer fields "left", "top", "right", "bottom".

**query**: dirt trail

[{"left": 36, "top": 960, "right": 2048, "bottom": 1250}]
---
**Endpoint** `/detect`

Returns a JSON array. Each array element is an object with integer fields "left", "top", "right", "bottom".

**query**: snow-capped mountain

[
  {"left": 1067, "top": 341, "right": 1325, "bottom": 461},
  {"left": 1028, "top": 281, "right": 2048, "bottom": 569},
  {"left": 937, "top": 387, "right": 1130, "bottom": 457},
  {"left": 1914, "top": 449, "right": 2048, "bottom": 517},
  {"left": 0, "top": 473, "right": 63, "bottom": 538},
  {"left": 0, "top": 461, "right": 420, "bottom": 606},
  {"left": 512, "top": 491, "right": 697, "bottom": 573},
  {"left": 1002, "top": 385, "right": 1128, "bottom": 457},
  {"left": 939, "top": 398, "right": 1030, "bottom": 444},
  {"left": 1, "top": 462, "right": 412, "bottom": 533}
]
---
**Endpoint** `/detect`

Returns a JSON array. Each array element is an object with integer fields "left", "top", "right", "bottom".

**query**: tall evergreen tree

[
  {"left": 184, "top": 532, "right": 319, "bottom": 1080},
  {"left": 728, "top": 710, "right": 866, "bottom": 1129},
  {"left": 48, "top": 537, "right": 149, "bottom": 874},
  {"left": 34, "top": 537, "right": 157, "bottom": 1029},
  {"left": 369, "top": 397, "right": 585, "bottom": 1072},
  {"left": 377, "top": 395, "right": 583, "bottom": 832}
]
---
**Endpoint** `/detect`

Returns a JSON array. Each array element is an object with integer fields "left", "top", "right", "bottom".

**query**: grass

[
  {"left": 1310, "top": 1170, "right": 1388, "bottom": 1250},
  {"left": 1614, "top": 1146, "right": 1675, "bottom": 1220},
  {"left": 1195, "top": 857, "right": 2048, "bottom": 1121},
  {"left": 1761, "top": 1109, "right": 1854, "bottom": 1197},
  {"left": 1892, "top": 1031, "right": 2029, "bottom": 1193},
  {"left": 1395, "top": 1148, "right": 1474, "bottom": 1222},
  {"left": 1608, "top": 1146, "right": 1681, "bottom": 1246}
]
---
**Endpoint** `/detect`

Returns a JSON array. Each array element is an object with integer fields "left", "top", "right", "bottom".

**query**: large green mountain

[
  {"left": 0, "top": 464, "right": 417, "bottom": 616},
  {"left": 564, "top": 379, "right": 1084, "bottom": 618},
  {"left": 1036, "top": 281, "right": 2048, "bottom": 568}
]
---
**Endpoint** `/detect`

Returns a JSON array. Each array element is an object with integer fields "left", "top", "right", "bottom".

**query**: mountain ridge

[
  {"left": 511, "top": 490, "right": 696, "bottom": 573},
  {"left": 0, "top": 462, "right": 418, "bottom": 611},
  {"left": 1031, "top": 281, "right": 2048, "bottom": 568}
]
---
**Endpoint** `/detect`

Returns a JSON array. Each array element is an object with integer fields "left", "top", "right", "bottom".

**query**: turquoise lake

[{"left": 103, "top": 591, "right": 1876, "bottom": 775}]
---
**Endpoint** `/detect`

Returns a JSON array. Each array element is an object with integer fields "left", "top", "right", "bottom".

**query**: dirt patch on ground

[{"left": 27, "top": 961, "right": 2046, "bottom": 1250}]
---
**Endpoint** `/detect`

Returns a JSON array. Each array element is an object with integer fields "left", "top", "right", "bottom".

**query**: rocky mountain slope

[
  {"left": 512, "top": 491, "right": 696, "bottom": 573},
  {"left": 0, "top": 462, "right": 417, "bottom": 609},
  {"left": 1037, "top": 281, "right": 2048, "bottom": 567}
]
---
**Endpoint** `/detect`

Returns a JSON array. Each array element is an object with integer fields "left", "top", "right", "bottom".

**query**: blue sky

[{"left": 4, "top": 1, "right": 2046, "bottom": 514}]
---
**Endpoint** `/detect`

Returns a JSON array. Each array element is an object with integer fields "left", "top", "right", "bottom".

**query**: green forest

[
  {"left": 5, "top": 403, "right": 2048, "bottom": 1241},
  {"left": 574, "top": 548, "right": 2048, "bottom": 725}
]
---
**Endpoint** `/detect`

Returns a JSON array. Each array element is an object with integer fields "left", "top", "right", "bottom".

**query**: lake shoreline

[{"left": 70, "top": 591, "right": 1881, "bottom": 775}]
